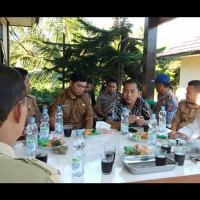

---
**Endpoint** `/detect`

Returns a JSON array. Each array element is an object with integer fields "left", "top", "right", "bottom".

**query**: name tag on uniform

[{"left": 62, "top": 105, "right": 69, "bottom": 107}]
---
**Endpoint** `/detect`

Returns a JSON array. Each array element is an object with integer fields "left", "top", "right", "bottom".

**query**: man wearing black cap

[{"left": 152, "top": 74, "right": 178, "bottom": 127}]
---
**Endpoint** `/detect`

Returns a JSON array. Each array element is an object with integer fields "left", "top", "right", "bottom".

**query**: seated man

[
  {"left": 14, "top": 67, "right": 41, "bottom": 139},
  {"left": 83, "top": 77, "right": 96, "bottom": 108},
  {"left": 94, "top": 77, "right": 122, "bottom": 120},
  {"left": 105, "top": 78, "right": 151, "bottom": 129},
  {"left": 48, "top": 70, "right": 93, "bottom": 130},
  {"left": 170, "top": 80, "right": 200, "bottom": 132},
  {"left": 0, "top": 64, "right": 62, "bottom": 183},
  {"left": 168, "top": 113, "right": 200, "bottom": 140},
  {"left": 152, "top": 74, "right": 178, "bottom": 126}
]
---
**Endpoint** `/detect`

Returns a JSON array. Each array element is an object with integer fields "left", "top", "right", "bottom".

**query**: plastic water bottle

[
  {"left": 26, "top": 118, "right": 38, "bottom": 156},
  {"left": 158, "top": 106, "right": 167, "bottom": 139},
  {"left": 166, "top": 101, "right": 175, "bottom": 128},
  {"left": 148, "top": 113, "right": 157, "bottom": 145},
  {"left": 55, "top": 106, "right": 63, "bottom": 137},
  {"left": 121, "top": 107, "right": 129, "bottom": 135},
  {"left": 73, "top": 129, "right": 85, "bottom": 150},
  {"left": 72, "top": 149, "right": 85, "bottom": 177},
  {"left": 39, "top": 108, "right": 50, "bottom": 139},
  {"left": 72, "top": 129, "right": 85, "bottom": 177}
]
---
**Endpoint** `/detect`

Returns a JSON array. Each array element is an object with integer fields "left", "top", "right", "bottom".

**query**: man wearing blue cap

[{"left": 152, "top": 74, "right": 178, "bottom": 127}]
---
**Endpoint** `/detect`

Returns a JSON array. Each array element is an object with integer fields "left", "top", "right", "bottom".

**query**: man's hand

[{"left": 168, "top": 130, "right": 177, "bottom": 139}]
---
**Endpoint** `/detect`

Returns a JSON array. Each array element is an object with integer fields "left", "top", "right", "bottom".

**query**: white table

[{"left": 13, "top": 129, "right": 200, "bottom": 183}]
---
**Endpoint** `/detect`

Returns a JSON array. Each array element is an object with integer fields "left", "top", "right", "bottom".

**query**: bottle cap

[
  {"left": 76, "top": 129, "right": 83, "bottom": 136},
  {"left": 161, "top": 106, "right": 165, "bottom": 111},
  {"left": 43, "top": 109, "right": 47, "bottom": 113},
  {"left": 57, "top": 106, "right": 61, "bottom": 110},
  {"left": 29, "top": 117, "right": 35, "bottom": 123},
  {"left": 123, "top": 107, "right": 127, "bottom": 111},
  {"left": 151, "top": 113, "right": 156, "bottom": 118}
]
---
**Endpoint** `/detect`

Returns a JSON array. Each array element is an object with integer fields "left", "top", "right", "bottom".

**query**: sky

[{"left": 86, "top": 17, "right": 200, "bottom": 49}]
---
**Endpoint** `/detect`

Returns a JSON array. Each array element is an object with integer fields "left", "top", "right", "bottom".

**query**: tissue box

[
  {"left": 96, "top": 121, "right": 112, "bottom": 134},
  {"left": 96, "top": 128, "right": 112, "bottom": 134}
]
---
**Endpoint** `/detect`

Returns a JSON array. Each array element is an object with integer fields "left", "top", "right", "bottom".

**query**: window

[
  {"left": 0, "top": 22, "right": 3, "bottom": 64},
  {"left": 0, "top": 22, "right": 2, "bottom": 40}
]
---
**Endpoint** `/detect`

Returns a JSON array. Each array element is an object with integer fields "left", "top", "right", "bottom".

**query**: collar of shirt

[
  {"left": 0, "top": 142, "right": 16, "bottom": 158},
  {"left": 186, "top": 101, "right": 200, "bottom": 109},
  {"left": 65, "top": 87, "right": 81, "bottom": 100}
]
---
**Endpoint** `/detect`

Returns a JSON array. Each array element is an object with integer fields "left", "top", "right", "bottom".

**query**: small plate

[
  {"left": 83, "top": 134, "right": 99, "bottom": 138},
  {"left": 38, "top": 142, "right": 66, "bottom": 150},
  {"left": 129, "top": 133, "right": 148, "bottom": 142}
]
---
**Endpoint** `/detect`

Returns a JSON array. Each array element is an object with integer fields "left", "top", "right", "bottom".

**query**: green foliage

[{"left": 9, "top": 17, "right": 181, "bottom": 103}]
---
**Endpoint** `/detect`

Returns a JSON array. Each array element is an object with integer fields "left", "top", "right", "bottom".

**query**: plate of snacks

[
  {"left": 130, "top": 130, "right": 148, "bottom": 142},
  {"left": 38, "top": 137, "right": 66, "bottom": 150},
  {"left": 124, "top": 144, "right": 149, "bottom": 155},
  {"left": 83, "top": 129, "right": 100, "bottom": 138}
]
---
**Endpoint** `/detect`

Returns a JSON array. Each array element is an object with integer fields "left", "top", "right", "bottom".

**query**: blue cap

[
  {"left": 43, "top": 108, "right": 47, "bottom": 113},
  {"left": 76, "top": 129, "right": 83, "bottom": 136},
  {"left": 57, "top": 106, "right": 61, "bottom": 110},
  {"left": 161, "top": 106, "right": 165, "bottom": 111},
  {"left": 29, "top": 117, "right": 35, "bottom": 123},
  {"left": 153, "top": 74, "right": 170, "bottom": 83},
  {"left": 123, "top": 107, "right": 127, "bottom": 111}
]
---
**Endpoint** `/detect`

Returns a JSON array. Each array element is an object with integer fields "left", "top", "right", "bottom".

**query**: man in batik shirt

[{"left": 105, "top": 78, "right": 151, "bottom": 130}]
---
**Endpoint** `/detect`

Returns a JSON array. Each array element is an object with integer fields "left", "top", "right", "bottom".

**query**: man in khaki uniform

[
  {"left": 0, "top": 64, "right": 62, "bottom": 183},
  {"left": 14, "top": 67, "right": 40, "bottom": 126},
  {"left": 49, "top": 70, "right": 93, "bottom": 130},
  {"left": 168, "top": 80, "right": 200, "bottom": 139},
  {"left": 26, "top": 93, "right": 41, "bottom": 125},
  {"left": 94, "top": 78, "right": 122, "bottom": 120}
]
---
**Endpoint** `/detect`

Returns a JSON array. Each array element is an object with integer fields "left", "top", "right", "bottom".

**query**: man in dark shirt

[{"left": 105, "top": 78, "right": 151, "bottom": 129}]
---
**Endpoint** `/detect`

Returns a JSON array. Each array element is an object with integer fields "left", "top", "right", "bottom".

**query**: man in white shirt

[{"left": 168, "top": 113, "right": 200, "bottom": 140}]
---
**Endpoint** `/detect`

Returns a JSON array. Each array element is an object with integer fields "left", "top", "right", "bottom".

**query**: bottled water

[
  {"left": 26, "top": 118, "right": 38, "bottom": 156},
  {"left": 158, "top": 106, "right": 167, "bottom": 139},
  {"left": 39, "top": 108, "right": 50, "bottom": 139},
  {"left": 166, "top": 101, "right": 175, "bottom": 128},
  {"left": 55, "top": 106, "right": 63, "bottom": 137},
  {"left": 73, "top": 129, "right": 85, "bottom": 150},
  {"left": 121, "top": 107, "right": 129, "bottom": 135},
  {"left": 148, "top": 113, "right": 157, "bottom": 145},
  {"left": 72, "top": 149, "right": 85, "bottom": 177},
  {"left": 72, "top": 129, "right": 85, "bottom": 177}
]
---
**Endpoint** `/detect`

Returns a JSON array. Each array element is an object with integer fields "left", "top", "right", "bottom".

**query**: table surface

[{"left": 13, "top": 129, "right": 200, "bottom": 183}]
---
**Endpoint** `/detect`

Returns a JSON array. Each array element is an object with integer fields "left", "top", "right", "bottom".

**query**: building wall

[{"left": 176, "top": 55, "right": 200, "bottom": 101}]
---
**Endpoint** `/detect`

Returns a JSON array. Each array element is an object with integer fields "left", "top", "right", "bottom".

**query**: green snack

[
  {"left": 52, "top": 140, "right": 61, "bottom": 146},
  {"left": 38, "top": 138, "right": 51, "bottom": 146},
  {"left": 52, "top": 146, "right": 68, "bottom": 154},
  {"left": 89, "top": 132, "right": 99, "bottom": 135},
  {"left": 132, "top": 134, "right": 141, "bottom": 139},
  {"left": 124, "top": 146, "right": 140, "bottom": 155}
]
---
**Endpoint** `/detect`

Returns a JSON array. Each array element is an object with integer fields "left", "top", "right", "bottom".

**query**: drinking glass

[
  {"left": 168, "top": 139, "right": 176, "bottom": 153},
  {"left": 101, "top": 153, "right": 114, "bottom": 175},
  {"left": 174, "top": 140, "right": 187, "bottom": 166},
  {"left": 155, "top": 146, "right": 167, "bottom": 166},
  {"left": 161, "top": 139, "right": 171, "bottom": 154},
  {"left": 104, "top": 146, "right": 116, "bottom": 166},
  {"left": 63, "top": 125, "right": 72, "bottom": 137}
]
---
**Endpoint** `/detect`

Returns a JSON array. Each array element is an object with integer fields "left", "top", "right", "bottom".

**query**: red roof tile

[{"left": 157, "top": 35, "right": 200, "bottom": 57}]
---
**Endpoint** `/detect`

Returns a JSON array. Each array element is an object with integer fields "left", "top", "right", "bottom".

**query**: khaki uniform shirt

[
  {"left": 48, "top": 88, "right": 93, "bottom": 129},
  {"left": 172, "top": 100, "right": 200, "bottom": 130},
  {"left": 26, "top": 94, "right": 41, "bottom": 124},
  {"left": 95, "top": 91, "right": 122, "bottom": 114},
  {"left": 152, "top": 90, "right": 178, "bottom": 121},
  {"left": 0, "top": 142, "right": 62, "bottom": 183}
]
